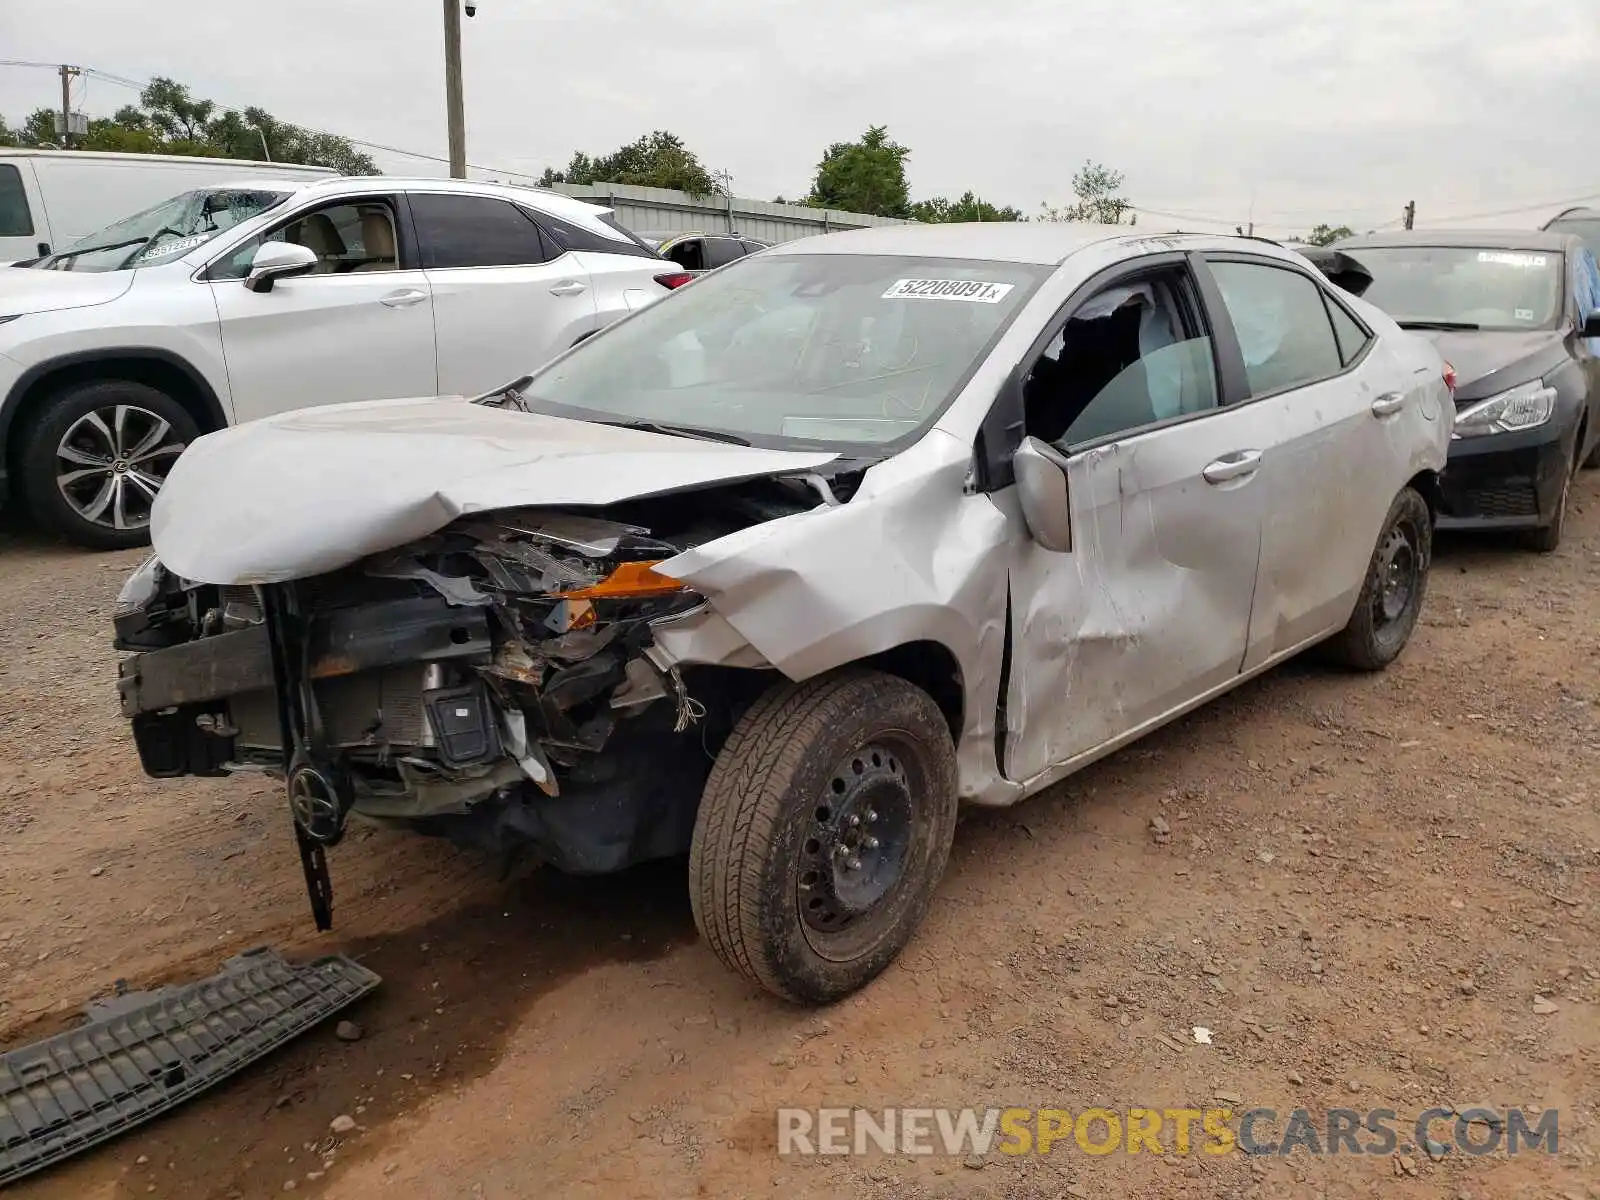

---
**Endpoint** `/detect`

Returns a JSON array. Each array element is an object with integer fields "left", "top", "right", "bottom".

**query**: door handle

[
  {"left": 549, "top": 280, "right": 588, "bottom": 297},
  {"left": 1202, "top": 449, "right": 1263, "bottom": 484},
  {"left": 1371, "top": 391, "right": 1406, "bottom": 416},
  {"left": 379, "top": 288, "right": 428, "bottom": 308}
]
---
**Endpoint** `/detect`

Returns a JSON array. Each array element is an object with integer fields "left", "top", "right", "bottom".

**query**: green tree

[
  {"left": 1303, "top": 223, "right": 1355, "bottom": 246},
  {"left": 538, "top": 131, "right": 720, "bottom": 197},
  {"left": 0, "top": 77, "right": 376, "bottom": 173},
  {"left": 807, "top": 125, "right": 911, "bottom": 218},
  {"left": 1039, "top": 160, "right": 1132, "bottom": 224},
  {"left": 910, "top": 191, "right": 1024, "bottom": 223},
  {"left": 139, "top": 77, "right": 215, "bottom": 143},
  {"left": 78, "top": 119, "right": 164, "bottom": 154},
  {"left": 15, "top": 108, "right": 58, "bottom": 148}
]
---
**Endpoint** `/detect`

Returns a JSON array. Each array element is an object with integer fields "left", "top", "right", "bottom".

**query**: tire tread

[{"left": 689, "top": 670, "right": 955, "bottom": 1003}]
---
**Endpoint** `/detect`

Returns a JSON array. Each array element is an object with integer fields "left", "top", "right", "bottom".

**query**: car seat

[
  {"left": 289, "top": 213, "right": 346, "bottom": 273},
  {"left": 348, "top": 211, "right": 397, "bottom": 272}
]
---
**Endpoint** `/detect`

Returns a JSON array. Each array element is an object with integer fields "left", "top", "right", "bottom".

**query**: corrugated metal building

[{"left": 546, "top": 182, "right": 911, "bottom": 244}]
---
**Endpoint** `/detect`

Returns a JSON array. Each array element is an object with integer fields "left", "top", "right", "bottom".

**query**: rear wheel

[
  {"left": 16, "top": 380, "right": 197, "bottom": 551},
  {"left": 1324, "top": 486, "right": 1431, "bottom": 671},
  {"left": 689, "top": 670, "right": 958, "bottom": 1005}
]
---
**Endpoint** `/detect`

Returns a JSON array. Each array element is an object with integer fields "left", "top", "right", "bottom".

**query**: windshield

[
  {"left": 40, "top": 187, "right": 291, "bottom": 273},
  {"left": 524, "top": 253, "right": 1049, "bottom": 449},
  {"left": 1343, "top": 245, "right": 1563, "bottom": 330}
]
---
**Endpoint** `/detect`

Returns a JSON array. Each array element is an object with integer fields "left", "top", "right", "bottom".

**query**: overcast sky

[{"left": 2, "top": 0, "right": 1596, "bottom": 236}]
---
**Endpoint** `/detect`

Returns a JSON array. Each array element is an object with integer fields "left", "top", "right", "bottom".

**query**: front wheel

[
  {"left": 16, "top": 380, "right": 198, "bottom": 550},
  {"left": 1524, "top": 441, "right": 1578, "bottom": 554},
  {"left": 1324, "top": 486, "right": 1432, "bottom": 671},
  {"left": 689, "top": 670, "right": 959, "bottom": 1005}
]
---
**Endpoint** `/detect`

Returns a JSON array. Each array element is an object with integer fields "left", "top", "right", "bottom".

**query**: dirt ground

[{"left": 2, "top": 485, "right": 1598, "bottom": 1200}]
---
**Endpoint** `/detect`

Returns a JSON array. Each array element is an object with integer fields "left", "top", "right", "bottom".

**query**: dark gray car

[
  {"left": 634, "top": 230, "right": 770, "bottom": 275},
  {"left": 1330, "top": 229, "right": 1600, "bottom": 550}
]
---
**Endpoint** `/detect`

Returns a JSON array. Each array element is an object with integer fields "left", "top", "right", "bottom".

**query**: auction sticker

[
  {"left": 1477, "top": 251, "right": 1546, "bottom": 268},
  {"left": 137, "top": 234, "right": 212, "bottom": 262},
  {"left": 882, "top": 278, "right": 1015, "bottom": 303}
]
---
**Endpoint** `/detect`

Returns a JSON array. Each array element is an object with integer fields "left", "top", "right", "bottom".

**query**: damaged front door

[{"left": 1002, "top": 263, "right": 1264, "bottom": 783}]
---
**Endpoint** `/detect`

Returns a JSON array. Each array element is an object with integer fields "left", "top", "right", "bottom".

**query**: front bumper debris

[
  {"left": 116, "top": 595, "right": 492, "bottom": 719},
  {"left": 0, "top": 947, "right": 380, "bottom": 1188}
]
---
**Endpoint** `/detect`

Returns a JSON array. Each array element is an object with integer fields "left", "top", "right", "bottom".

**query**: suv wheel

[
  {"left": 17, "top": 380, "right": 198, "bottom": 551},
  {"left": 689, "top": 669, "right": 959, "bottom": 1005}
]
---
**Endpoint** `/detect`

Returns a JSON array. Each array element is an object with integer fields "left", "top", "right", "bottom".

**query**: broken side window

[{"left": 1023, "top": 269, "right": 1220, "bottom": 448}]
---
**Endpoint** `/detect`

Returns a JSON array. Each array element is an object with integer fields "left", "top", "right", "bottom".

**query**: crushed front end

[{"left": 113, "top": 487, "right": 818, "bottom": 924}]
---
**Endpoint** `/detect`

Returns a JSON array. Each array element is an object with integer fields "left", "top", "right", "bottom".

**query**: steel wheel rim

[
  {"left": 1374, "top": 520, "right": 1418, "bottom": 626},
  {"left": 54, "top": 405, "right": 185, "bottom": 532},
  {"left": 797, "top": 741, "right": 916, "bottom": 937}
]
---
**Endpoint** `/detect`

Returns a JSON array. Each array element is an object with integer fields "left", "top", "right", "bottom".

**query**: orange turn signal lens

[{"left": 554, "top": 560, "right": 684, "bottom": 600}]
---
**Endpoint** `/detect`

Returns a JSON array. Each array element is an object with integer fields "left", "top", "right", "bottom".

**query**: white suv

[{"left": 0, "top": 176, "right": 680, "bottom": 548}]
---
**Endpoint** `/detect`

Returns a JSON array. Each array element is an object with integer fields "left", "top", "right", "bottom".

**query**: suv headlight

[{"left": 1453, "top": 380, "right": 1556, "bottom": 438}]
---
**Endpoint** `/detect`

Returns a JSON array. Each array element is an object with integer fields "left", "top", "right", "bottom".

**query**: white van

[{"left": 0, "top": 149, "right": 337, "bottom": 263}]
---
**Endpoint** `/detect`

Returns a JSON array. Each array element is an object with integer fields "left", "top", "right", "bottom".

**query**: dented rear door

[{"left": 1003, "top": 404, "right": 1265, "bottom": 783}]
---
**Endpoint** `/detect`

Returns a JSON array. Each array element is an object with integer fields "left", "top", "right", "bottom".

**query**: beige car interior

[{"left": 284, "top": 205, "right": 398, "bottom": 274}]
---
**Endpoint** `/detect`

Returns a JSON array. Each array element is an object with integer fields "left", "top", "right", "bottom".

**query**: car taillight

[
  {"left": 1443, "top": 360, "right": 1457, "bottom": 397},
  {"left": 654, "top": 271, "right": 693, "bottom": 290}
]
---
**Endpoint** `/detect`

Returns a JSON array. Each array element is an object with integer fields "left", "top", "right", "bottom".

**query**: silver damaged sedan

[{"left": 114, "top": 223, "right": 1454, "bottom": 1004}]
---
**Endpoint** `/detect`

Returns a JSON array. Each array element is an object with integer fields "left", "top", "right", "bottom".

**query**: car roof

[
  {"left": 1337, "top": 228, "right": 1576, "bottom": 253},
  {"left": 195, "top": 178, "right": 328, "bottom": 193},
  {"left": 777, "top": 220, "right": 1192, "bottom": 265},
  {"left": 297, "top": 175, "right": 610, "bottom": 219}
]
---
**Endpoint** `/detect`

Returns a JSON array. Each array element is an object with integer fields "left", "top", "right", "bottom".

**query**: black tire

[
  {"left": 1524, "top": 442, "right": 1578, "bottom": 554},
  {"left": 16, "top": 380, "right": 199, "bottom": 551},
  {"left": 689, "top": 669, "right": 958, "bottom": 1005},
  {"left": 1324, "top": 486, "right": 1432, "bottom": 671}
]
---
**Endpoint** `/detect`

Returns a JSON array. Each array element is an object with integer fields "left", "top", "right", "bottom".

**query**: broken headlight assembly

[
  {"left": 1453, "top": 380, "right": 1556, "bottom": 438},
  {"left": 114, "top": 554, "right": 166, "bottom": 617}
]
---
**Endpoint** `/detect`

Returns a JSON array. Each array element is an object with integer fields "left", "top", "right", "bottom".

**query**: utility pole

[
  {"left": 443, "top": 0, "right": 467, "bottom": 178},
  {"left": 58, "top": 64, "right": 80, "bottom": 148},
  {"left": 1403, "top": 200, "right": 1415, "bottom": 231}
]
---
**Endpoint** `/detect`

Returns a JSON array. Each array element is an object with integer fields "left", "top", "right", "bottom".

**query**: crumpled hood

[
  {"left": 1413, "top": 329, "right": 1570, "bottom": 402},
  {"left": 0, "top": 267, "right": 134, "bottom": 317},
  {"left": 151, "top": 396, "right": 836, "bottom": 585}
]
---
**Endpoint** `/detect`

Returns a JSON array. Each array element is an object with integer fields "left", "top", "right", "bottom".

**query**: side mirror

[
  {"left": 1012, "top": 436, "right": 1074, "bottom": 552},
  {"left": 244, "top": 241, "right": 317, "bottom": 293},
  {"left": 1582, "top": 312, "right": 1600, "bottom": 338}
]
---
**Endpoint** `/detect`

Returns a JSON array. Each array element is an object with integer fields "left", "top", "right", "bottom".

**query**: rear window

[
  {"left": 534, "top": 210, "right": 661, "bottom": 260},
  {"left": 0, "top": 164, "right": 33, "bottom": 238}
]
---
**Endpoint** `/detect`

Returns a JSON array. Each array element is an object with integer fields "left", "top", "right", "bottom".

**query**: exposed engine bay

[{"left": 114, "top": 472, "right": 856, "bottom": 924}]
